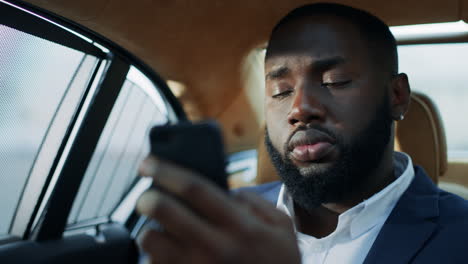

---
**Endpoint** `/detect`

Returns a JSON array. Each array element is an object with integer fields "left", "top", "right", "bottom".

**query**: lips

[{"left": 288, "top": 129, "right": 336, "bottom": 162}]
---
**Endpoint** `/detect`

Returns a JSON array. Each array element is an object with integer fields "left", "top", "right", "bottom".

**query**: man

[{"left": 137, "top": 3, "right": 468, "bottom": 263}]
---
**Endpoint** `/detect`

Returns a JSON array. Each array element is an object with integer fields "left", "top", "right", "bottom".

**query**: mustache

[{"left": 285, "top": 125, "right": 339, "bottom": 152}]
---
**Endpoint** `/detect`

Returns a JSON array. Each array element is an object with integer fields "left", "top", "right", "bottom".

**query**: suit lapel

[{"left": 363, "top": 167, "right": 439, "bottom": 264}]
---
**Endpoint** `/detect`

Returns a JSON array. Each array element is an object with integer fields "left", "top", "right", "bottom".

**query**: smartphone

[{"left": 149, "top": 120, "right": 228, "bottom": 190}]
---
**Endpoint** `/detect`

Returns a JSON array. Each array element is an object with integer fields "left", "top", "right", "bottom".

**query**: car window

[
  {"left": 227, "top": 150, "right": 258, "bottom": 188},
  {"left": 0, "top": 23, "right": 100, "bottom": 236},
  {"left": 67, "top": 66, "right": 170, "bottom": 227},
  {"left": 398, "top": 43, "right": 468, "bottom": 160}
]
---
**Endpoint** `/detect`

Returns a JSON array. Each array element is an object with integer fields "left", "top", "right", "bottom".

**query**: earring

[{"left": 399, "top": 114, "right": 405, "bottom": 121}]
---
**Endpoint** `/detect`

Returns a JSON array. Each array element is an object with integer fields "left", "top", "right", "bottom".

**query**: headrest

[
  {"left": 256, "top": 91, "right": 448, "bottom": 184},
  {"left": 395, "top": 91, "right": 448, "bottom": 183}
]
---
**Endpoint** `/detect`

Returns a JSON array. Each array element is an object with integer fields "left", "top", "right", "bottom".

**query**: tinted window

[{"left": 0, "top": 24, "right": 99, "bottom": 235}]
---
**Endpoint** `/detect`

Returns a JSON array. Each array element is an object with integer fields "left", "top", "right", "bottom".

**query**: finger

[
  {"left": 139, "top": 156, "right": 246, "bottom": 227},
  {"left": 139, "top": 155, "right": 157, "bottom": 177},
  {"left": 136, "top": 189, "right": 224, "bottom": 248},
  {"left": 140, "top": 229, "right": 182, "bottom": 264},
  {"left": 234, "top": 191, "right": 293, "bottom": 227}
]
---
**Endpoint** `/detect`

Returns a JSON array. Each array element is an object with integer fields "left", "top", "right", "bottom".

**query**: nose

[{"left": 287, "top": 84, "right": 326, "bottom": 127}]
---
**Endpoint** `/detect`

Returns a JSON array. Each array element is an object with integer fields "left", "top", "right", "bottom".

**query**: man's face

[{"left": 264, "top": 16, "right": 394, "bottom": 209}]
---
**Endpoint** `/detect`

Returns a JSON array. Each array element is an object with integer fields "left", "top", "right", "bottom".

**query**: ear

[{"left": 389, "top": 73, "right": 411, "bottom": 121}]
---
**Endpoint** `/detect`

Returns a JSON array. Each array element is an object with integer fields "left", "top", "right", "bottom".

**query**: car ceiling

[{"left": 24, "top": 0, "right": 468, "bottom": 153}]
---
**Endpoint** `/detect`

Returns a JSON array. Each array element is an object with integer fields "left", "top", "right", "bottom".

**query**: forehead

[{"left": 266, "top": 15, "right": 371, "bottom": 68}]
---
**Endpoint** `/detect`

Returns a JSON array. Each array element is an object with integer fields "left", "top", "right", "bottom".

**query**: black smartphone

[{"left": 149, "top": 120, "right": 228, "bottom": 190}]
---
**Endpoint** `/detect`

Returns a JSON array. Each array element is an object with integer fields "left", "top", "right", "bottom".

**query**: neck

[
  {"left": 322, "top": 149, "right": 395, "bottom": 213},
  {"left": 295, "top": 149, "right": 396, "bottom": 237}
]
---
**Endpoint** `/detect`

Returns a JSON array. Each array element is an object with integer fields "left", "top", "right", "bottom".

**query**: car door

[{"left": 0, "top": 0, "right": 186, "bottom": 263}]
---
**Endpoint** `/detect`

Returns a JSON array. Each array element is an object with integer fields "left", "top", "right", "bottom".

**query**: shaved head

[{"left": 266, "top": 3, "right": 398, "bottom": 77}]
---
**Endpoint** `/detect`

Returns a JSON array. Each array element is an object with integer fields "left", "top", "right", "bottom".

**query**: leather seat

[
  {"left": 256, "top": 91, "right": 448, "bottom": 184},
  {"left": 394, "top": 91, "right": 448, "bottom": 183}
]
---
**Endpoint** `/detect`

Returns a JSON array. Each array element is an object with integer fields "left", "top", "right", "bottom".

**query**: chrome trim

[
  {"left": 127, "top": 66, "right": 170, "bottom": 119},
  {"left": 64, "top": 216, "right": 109, "bottom": 236}
]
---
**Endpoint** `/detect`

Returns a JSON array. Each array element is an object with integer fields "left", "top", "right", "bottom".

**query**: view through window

[
  {"left": 398, "top": 43, "right": 468, "bottom": 160},
  {"left": 0, "top": 24, "right": 99, "bottom": 235}
]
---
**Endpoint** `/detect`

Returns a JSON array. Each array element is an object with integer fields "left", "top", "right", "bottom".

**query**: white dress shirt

[{"left": 276, "top": 152, "right": 415, "bottom": 264}]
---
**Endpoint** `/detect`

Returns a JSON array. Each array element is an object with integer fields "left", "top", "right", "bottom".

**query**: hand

[{"left": 136, "top": 156, "right": 301, "bottom": 264}]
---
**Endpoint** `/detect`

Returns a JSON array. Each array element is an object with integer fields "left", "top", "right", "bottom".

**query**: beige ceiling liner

[{"left": 25, "top": 0, "right": 466, "bottom": 152}]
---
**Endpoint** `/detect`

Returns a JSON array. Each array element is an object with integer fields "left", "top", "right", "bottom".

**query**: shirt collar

[
  {"left": 349, "top": 152, "right": 414, "bottom": 238},
  {"left": 276, "top": 151, "right": 415, "bottom": 240}
]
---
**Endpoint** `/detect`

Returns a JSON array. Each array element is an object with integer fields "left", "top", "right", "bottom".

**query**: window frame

[{"left": 0, "top": 0, "right": 187, "bottom": 243}]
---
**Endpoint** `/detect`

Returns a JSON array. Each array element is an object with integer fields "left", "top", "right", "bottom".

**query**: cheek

[
  {"left": 332, "top": 90, "right": 382, "bottom": 138},
  {"left": 265, "top": 99, "right": 291, "bottom": 151}
]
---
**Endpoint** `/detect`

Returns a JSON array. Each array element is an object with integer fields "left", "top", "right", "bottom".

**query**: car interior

[{"left": 1, "top": 0, "right": 468, "bottom": 262}]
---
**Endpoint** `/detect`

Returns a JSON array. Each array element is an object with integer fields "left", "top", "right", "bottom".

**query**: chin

[
  {"left": 296, "top": 162, "right": 336, "bottom": 178},
  {"left": 287, "top": 151, "right": 339, "bottom": 177}
]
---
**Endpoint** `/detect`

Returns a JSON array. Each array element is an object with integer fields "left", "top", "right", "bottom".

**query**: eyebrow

[
  {"left": 312, "top": 56, "right": 346, "bottom": 72},
  {"left": 265, "top": 66, "right": 291, "bottom": 81},
  {"left": 265, "top": 56, "right": 347, "bottom": 81}
]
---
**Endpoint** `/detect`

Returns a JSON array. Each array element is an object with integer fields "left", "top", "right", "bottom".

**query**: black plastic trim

[
  {"left": 34, "top": 56, "right": 129, "bottom": 241},
  {"left": 69, "top": 82, "right": 133, "bottom": 225},
  {"left": 0, "top": 1, "right": 105, "bottom": 58},
  {"left": 21, "top": 59, "right": 104, "bottom": 240},
  {"left": 0, "top": 224, "right": 138, "bottom": 264}
]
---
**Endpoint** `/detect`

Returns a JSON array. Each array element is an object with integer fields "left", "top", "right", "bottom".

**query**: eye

[
  {"left": 271, "top": 90, "right": 293, "bottom": 99},
  {"left": 269, "top": 82, "right": 294, "bottom": 99},
  {"left": 321, "top": 80, "right": 352, "bottom": 89}
]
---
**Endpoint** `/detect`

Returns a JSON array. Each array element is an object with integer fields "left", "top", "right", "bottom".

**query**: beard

[{"left": 265, "top": 95, "right": 393, "bottom": 211}]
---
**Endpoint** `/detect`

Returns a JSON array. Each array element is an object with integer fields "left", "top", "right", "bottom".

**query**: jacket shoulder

[
  {"left": 437, "top": 189, "right": 468, "bottom": 225},
  {"left": 414, "top": 166, "right": 468, "bottom": 224}
]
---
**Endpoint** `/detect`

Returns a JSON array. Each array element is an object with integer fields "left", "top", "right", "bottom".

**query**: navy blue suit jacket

[{"left": 241, "top": 166, "right": 468, "bottom": 263}]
